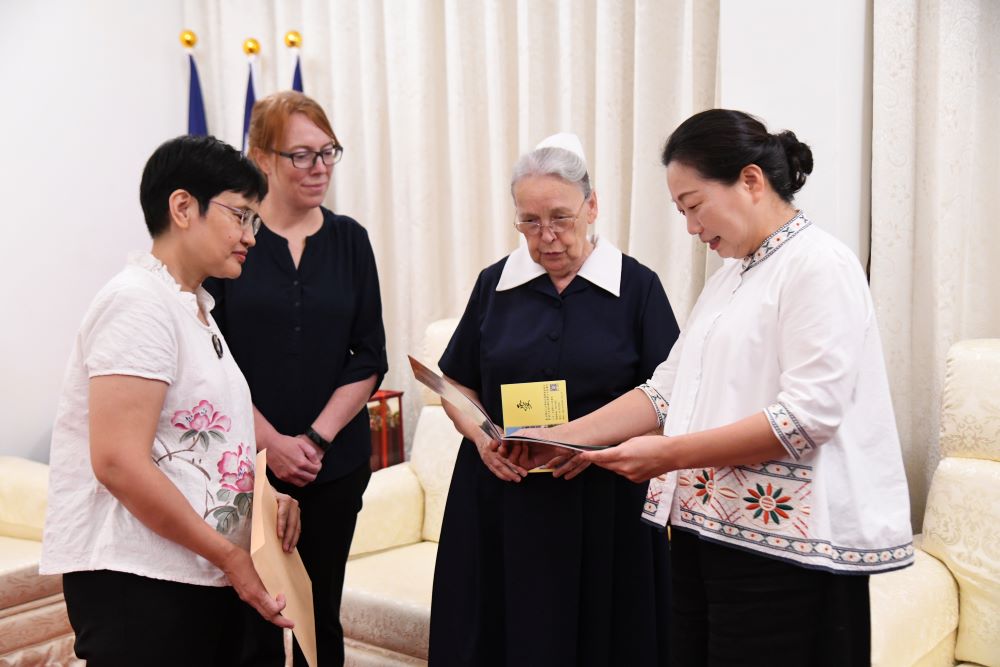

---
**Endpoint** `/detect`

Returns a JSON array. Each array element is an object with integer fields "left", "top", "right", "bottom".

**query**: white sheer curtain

[
  {"left": 871, "top": 0, "right": 1000, "bottom": 528},
  {"left": 182, "top": 0, "right": 719, "bottom": 446}
]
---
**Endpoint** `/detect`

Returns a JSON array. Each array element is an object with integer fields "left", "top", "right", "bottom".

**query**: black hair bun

[{"left": 776, "top": 130, "right": 813, "bottom": 194}]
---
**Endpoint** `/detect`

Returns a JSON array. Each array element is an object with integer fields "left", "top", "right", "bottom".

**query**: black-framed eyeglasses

[
  {"left": 210, "top": 200, "right": 263, "bottom": 236},
  {"left": 513, "top": 197, "right": 588, "bottom": 237},
  {"left": 273, "top": 144, "right": 344, "bottom": 169}
]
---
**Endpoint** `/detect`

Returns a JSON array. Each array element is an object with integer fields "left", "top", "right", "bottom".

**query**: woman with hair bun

[{"left": 517, "top": 110, "right": 913, "bottom": 665}]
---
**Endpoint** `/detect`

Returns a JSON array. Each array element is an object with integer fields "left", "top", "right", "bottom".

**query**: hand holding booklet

[{"left": 407, "top": 355, "right": 609, "bottom": 452}]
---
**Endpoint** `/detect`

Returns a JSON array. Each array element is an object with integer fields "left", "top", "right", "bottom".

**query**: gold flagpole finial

[
  {"left": 180, "top": 30, "right": 198, "bottom": 49},
  {"left": 243, "top": 38, "right": 261, "bottom": 56},
  {"left": 284, "top": 31, "right": 302, "bottom": 48}
]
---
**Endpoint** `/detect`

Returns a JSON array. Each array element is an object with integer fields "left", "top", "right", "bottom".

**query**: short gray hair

[{"left": 510, "top": 147, "right": 592, "bottom": 200}]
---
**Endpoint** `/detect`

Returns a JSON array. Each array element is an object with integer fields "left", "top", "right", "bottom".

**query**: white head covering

[
  {"left": 534, "top": 132, "right": 587, "bottom": 165},
  {"left": 498, "top": 131, "right": 620, "bottom": 295}
]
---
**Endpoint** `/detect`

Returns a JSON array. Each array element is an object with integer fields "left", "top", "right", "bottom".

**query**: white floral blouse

[
  {"left": 40, "top": 253, "right": 256, "bottom": 587},
  {"left": 640, "top": 214, "right": 914, "bottom": 573}
]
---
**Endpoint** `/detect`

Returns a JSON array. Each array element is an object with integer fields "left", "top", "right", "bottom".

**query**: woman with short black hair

[{"left": 41, "top": 135, "right": 301, "bottom": 666}]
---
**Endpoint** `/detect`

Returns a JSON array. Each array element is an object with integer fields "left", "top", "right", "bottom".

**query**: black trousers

[
  {"left": 251, "top": 461, "right": 372, "bottom": 666},
  {"left": 63, "top": 569, "right": 259, "bottom": 667},
  {"left": 669, "top": 528, "right": 871, "bottom": 667}
]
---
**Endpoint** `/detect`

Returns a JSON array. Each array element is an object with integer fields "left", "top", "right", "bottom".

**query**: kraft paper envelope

[{"left": 250, "top": 449, "right": 317, "bottom": 667}]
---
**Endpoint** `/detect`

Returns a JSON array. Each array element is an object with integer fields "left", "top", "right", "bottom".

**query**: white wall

[
  {"left": 717, "top": 0, "right": 872, "bottom": 265},
  {"left": 0, "top": 0, "right": 185, "bottom": 461},
  {"left": 0, "top": 1, "right": 871, "bottom": 463}
]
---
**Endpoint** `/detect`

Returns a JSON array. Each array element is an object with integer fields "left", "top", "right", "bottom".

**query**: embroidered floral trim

[
  {"left": 765, "top": 402, "right": 816, "bottom": 460},
  {"left": 642, "top": 472, "right": 676, "bottom": 528},
  {"left": 740, "top": 212, "right": 811, "bottom": 274},
  {"left": 637, "top": 383, "right": 669, "bottom": 428},
  {"left": 675, "top": 509, "right": 915, "bottom": 570},
  {"left": 643, "top": 476, "right": 666, "bottom": 518},
  {"left": 692, "top": 469, "right": 716, "bottom": 505},
  {"left": 743, "top": 482, "right": 794, "bottom": 525}
]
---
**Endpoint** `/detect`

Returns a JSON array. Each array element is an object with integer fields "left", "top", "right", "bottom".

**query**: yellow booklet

[
  {"left": 408, "top": 356, "right": 606, "bottom": 451},
  {"left": 500, "top": 380, "right": 568, "bottom": 433},
  {"left": 501, "top": 380, "right": 568, "bottom": 472}
]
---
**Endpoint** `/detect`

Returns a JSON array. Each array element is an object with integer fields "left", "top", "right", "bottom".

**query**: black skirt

[{"left": 428, "top": 440, "right": 671, "bottom": 667}]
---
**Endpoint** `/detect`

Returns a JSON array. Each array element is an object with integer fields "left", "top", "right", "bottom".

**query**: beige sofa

[
  {"left": 870, "top": 339, "right": 1000, "bottom": 667},
  {"left": 342, "top": 318, "right": 462, "bottom": 666},
  {"left": 0, "top": 456, "right": 80, "bottom": 666},
  {"left": 344, "top": 328, "right": 1000, "bottom": 667}
]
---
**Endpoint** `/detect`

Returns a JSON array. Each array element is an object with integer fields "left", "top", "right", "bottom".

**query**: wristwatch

[{"left": 303, "top": 426, "right": 332, "bottom": 452}]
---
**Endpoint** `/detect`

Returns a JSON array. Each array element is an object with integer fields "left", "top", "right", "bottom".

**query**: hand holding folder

[{"left": 250, "top": 449, "right": 318, "bottom": 667}]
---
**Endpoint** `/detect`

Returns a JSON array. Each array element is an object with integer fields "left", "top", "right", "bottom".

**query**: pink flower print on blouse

[
  {"left": 208, "top": 443, "right": 255, "bottom": 535},
  {"left": 171, "top": 400, "right": 232, "bottom": 450},
  {"left": 218, "top": 443, "right": 255, "bottom": 493}
]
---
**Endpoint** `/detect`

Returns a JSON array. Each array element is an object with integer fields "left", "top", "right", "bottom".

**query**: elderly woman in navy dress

[{"left": 428, "top": 133, "right": 679, "bottom": 666}]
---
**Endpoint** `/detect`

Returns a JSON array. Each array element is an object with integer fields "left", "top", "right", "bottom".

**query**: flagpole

[
  {"left": 181, "top": 30, "right": 208, "bottom": 136},
  {"left": 241, "top": 37, "right": 260, "bottom": 154},
  {"left": 285, "top": 31, "right": 303, "bottom": 92}
]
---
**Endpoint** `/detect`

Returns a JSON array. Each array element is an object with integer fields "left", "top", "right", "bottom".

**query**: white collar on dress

[
  {"left": 128, "top": 251, "right": 216, "bottom": 318},
  {"left": 495, "top": 236, "right": 623, "bottom": 297}
]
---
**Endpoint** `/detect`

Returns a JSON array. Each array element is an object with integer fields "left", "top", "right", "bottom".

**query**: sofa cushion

[
  {"left": 0, "top": 457, "right": 49, "bottom": 541},
  {"left": 0, "top": 632, "right": 81, "bottom": 667},
  {"left": 0, "top": 537, "right": 62, "bottom": 611},
  {"left": 408, "top": 407, "right": 462, "bottom": 542},
  {"left": 344, "top": 638, "right": 427, "bottom": 666},
  {"left": 921, "top": 457, "right": 1000, "bottom": 667},
  {"left": 939, "top": 339, "right": 1000, "bottom": 461},
  {"left": 342, "top": 541, "right": 437, "bottom": 660},
  {"left": 350, "top": 463, "right": 423, "bottom": 557},
  {"left": 418, "top": 318, "right": 460, "bottom": 408},
  {"left": 870, "top": 547, "right": 958, "bottom": 666},
  {"left": 0, "top": 593, "right": 73, "bottom": 657}
]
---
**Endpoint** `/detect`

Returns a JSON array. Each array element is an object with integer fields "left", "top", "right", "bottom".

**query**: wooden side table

[{"left": 367, "top": 389, "right": 404, "bottom": 470}]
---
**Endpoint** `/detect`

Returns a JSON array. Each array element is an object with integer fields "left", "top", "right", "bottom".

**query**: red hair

[{"left": 248, "top": 91, "right": 338, "bottom": 156}]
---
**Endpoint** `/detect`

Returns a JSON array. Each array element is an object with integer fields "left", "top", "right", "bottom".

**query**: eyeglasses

[
  {"left": 513, "top": 197, "right": 588, "bottom": 237},
  {"left": 273, "top": 144, "right": 344, "bottom": 169},
  {"left": 210, "top": 200, "right": 263, "bottom": 236}
]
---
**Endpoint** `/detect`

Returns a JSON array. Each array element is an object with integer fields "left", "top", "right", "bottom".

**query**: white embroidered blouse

[
  {"left": 640, "top": 214, "right": 914, "bottom": 573},
  {"left": 40, "top": 253, "right": 256, "bottom": 587}
]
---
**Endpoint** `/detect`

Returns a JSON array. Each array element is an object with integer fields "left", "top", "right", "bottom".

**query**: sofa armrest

[
  {"left": 870, "top": 546, "right": 958, "bottom": 667},
  {"left": 0, "top": 457, "right": 49, "bottom": 541},
  {"left": 349, "top": 462, "right": 424, "bottom": 558}
]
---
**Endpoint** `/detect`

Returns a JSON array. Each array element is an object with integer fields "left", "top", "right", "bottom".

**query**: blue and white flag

[
  {"left": 187, "top": 54, "right": 208, "bottom": 135},
  {"left": 292, "top": 52, "right": 304, "bottom": 92},
  {"left": 241, "top": 60, "right": 256, "bottom": 153}
]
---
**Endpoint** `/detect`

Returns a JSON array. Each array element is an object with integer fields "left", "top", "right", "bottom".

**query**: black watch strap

[{"left": 303, "top": 426, "right": 332, "bottom": 452}]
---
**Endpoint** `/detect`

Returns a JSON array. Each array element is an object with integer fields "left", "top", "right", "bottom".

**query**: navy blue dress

[{"left": 429, "top": 252, "right": 679, "bottom": 667}]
